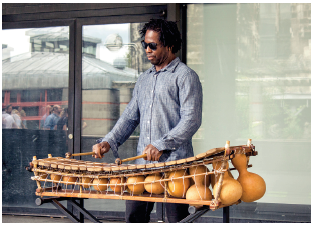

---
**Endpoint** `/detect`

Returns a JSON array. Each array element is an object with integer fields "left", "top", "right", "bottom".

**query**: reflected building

[
  {"left": 2, "top": 27, "right": 137, "bottom": 135},
  {"left": 187, "top": 3, "right": 311, "bottom": 141},
  {"left": 235, "top": 3, "right": 311, "bottom": 139}
]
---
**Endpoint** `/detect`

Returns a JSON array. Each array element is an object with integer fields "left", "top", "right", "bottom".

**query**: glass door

[
  {"left": 80, "top": 22, "right": 150, "bottom": 212},
  {"left": 2, "top": 26, "right": 72, "bottom": 208}
]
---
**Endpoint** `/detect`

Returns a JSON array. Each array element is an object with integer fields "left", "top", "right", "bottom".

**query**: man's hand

[
  {"left": 92, "top": 141, "right": 110, "bottom": 159},
  {"left": 143, "top": 144, "right": 163, "bottom": 161}
]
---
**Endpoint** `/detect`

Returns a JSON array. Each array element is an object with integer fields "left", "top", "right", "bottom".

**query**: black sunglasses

[{"left": 141, "top": 41, "right": 157, "bottom": 51}]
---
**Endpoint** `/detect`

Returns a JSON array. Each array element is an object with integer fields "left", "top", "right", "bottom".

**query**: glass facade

[
  {"left": 2, "top": 27, "right": 70, "bottom": 207},
  {"left": 2, "top": 3, "right": 310, "bottom": 222},
  {"left": 187, "top": 3, "right": 311, "bottom": 205}
]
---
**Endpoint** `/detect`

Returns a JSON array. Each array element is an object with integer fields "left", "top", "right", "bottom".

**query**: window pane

[
  {"left": 187, "top": 3, "right": 311, "bottom": 205},
  {"left": 81, "top": 23, "right": 148, "bottom": 211},
  {"left": 2, "top": 27, "right": 70, "bottom": 208}
]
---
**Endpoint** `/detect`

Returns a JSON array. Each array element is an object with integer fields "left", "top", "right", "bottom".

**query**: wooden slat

[
  {"left": 154, "top": 162, "right": 165, "bottom": 168},
  {"left": 185, "top": 157, "right": 196, "bottom": 162},
  {"left": 78, "top": 165, "right": 87, "bottom": 171},
  {"left": 103, "top": 166, "right": 112, "bottom": 172},
  {"left": 136, "top": 164, "right": 145, "bottom": 169},
  {"left": 195, "top": 152, "right": 207, "bottom": 159},
  {"left": 176, "top": 159, "right": 187, "bottom": 165},
  {"left": 145, "top": 163, "right": 155, "bottom": 169},
  {"left": 165, "top": 160, "right": 177, "bottom": 166}
]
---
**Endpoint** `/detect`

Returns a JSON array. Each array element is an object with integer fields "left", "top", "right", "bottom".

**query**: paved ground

[{"left": 2, "top": 214, "right": 125, "bottom": 223}]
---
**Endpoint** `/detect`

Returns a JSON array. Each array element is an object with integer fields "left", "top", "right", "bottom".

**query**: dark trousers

[{"left": 125, "top": 200, "right": 189, "bottom": 223}]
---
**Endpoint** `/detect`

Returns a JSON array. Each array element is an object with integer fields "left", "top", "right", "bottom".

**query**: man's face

[
  {"left": 143, "top": 30, "right": 170, "bottom": 67},
  {"left": 7, "top": 106, "right": 12, "bottom": 114},
  {"left": 54, "top": 105, "right": 62, "bottom": 114}
]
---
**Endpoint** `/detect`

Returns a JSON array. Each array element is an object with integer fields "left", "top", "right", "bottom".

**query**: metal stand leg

[
  {"left": 52, "top": 199, "right": 80, "bottom": 223},
  {"left": 69, "top": 199, "right": 101, "bottom": 223},
  {"left": 156, "top": 202, "right": 165, "bottom": 222},
  {"left": 223, "top": 206, "right": 230, "bottom": 223},
  {"left": 179, "top": 206, "right": 210, "bottom": 223},
  {"left": 35, "top": 197, "right": 101, "bottom": 223}
]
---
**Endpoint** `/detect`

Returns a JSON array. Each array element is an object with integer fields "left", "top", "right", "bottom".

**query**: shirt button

[
  {"left": 150, "top": 105, "right": 152, "bottom": 108},
  {"left": 147, "top": 121, "right": 150, "bottom": 123},
  {"left": 147, "top": 137, "right": 149, "bottom": 139}
]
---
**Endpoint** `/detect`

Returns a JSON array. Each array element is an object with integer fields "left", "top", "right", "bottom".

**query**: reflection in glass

[
  {"left": 187, "top": 3, "right": 311, "bottom": 205},
  {"left": 2, "top": 27, "right": 70, "bottom": 208},
  {"left": 2, "top": 27, "right": 69, "bottom": 130},
  {"left": 81, "top": 22, "right": 149, "bottom": 212}
]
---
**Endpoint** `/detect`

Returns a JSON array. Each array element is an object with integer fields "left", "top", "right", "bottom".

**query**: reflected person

[{"left": 43, "top": 105, "right": 62, "bottom": 130}]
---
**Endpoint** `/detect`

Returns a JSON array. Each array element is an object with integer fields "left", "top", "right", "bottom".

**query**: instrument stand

[
  {"left": 35, "top": 197, "right": 101, "bottom": 223},
  {"left": 179, "top": 206, "right": 230, "bottom": 223},
  {"left": 36, "top": 197, "right": 230, "bottom": 223}
]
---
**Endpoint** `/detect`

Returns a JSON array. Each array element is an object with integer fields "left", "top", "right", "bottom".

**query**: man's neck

[{"left": 155, "top": 55, "right": 176, "bottom": 72}]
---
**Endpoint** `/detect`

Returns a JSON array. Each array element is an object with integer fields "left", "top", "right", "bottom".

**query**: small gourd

[
  {"left": 110, "top": 177, "right": 126, "bottom": 193},
  {"left": 82, "top": 177, "right": 93, "bottom": 188},
  {"left": 189, "top": 165, "right": 210, "bottom": 187},
  {"left": 144, "top": 173, "right": 165, "bottom": 194},
  {"left": 186, "top": 184, "right": 212, "bottom": 201},
  {"left": 62, "top": 176, "right": 78, "bottom": 184},
  {"left": 127, "top": 176, "right": 145, "bottom": 195},
  {"left": 231, "top": 153, "right": 266, "bottom": 202},
  {"left": 93, "top": 178, "right": 109, "bottom": 191},
  {"left": 51, "top": 174, "right": 62, "bottom": 181}
]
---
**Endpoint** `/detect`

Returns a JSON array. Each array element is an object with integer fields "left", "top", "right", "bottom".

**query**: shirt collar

[{"left": 148, "top": 57, "right": 181, "bottom": 73}]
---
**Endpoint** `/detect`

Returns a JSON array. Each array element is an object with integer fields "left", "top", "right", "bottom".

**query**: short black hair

[
  {"left": 5, "top": 104, "right": 12, "bottom": 110},
  {"left": 140, "top": 19, "right": 182, "bottom": 54}
]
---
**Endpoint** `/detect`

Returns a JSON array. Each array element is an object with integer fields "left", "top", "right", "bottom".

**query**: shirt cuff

[{"left": 151, "top": 139, "right": 177, "bottom": 152}]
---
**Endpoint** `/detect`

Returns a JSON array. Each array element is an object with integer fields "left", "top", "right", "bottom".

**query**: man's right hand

[{"left": 92, "top": 141, "right": 110, "bottom": 159}]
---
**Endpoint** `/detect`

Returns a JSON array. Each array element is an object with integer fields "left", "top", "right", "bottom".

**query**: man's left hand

[{"left": 143, "top": 144, "right": 163, "bottom": 161}]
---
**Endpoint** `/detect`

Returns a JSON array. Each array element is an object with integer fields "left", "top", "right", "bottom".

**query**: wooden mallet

[
  {"left": 65, "top": 152, "right": 94, "bottom": 158},
  {"left": 115, "top": 154, "right": 147, "bottom": 165}
]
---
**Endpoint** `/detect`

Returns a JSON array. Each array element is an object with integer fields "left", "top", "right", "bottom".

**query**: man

[
  {"left": 40, "top": 105, "right": 52, "bottom": 129},
  {"left": 92, "top": 19, "right": 203, "bottom": 223},
  {"left": 43, "top": 105, "right": 62, "bottom": 130},
  {"left": 56, "top": 108, "right": 68, "bottom": 131},
  {"left": 2, "top": 105, "right": 17, "bottom": 129}
]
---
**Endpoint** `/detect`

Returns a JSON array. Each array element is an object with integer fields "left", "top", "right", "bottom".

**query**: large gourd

[
  {"left": 167, "top": 169, "right": 190, "bottom": 198},
  {"left": 231, "top": 143, "right": 266, "bottom": 202},
  {"left": 212, "top": 141, "right": 243, "bottom": 205},
  {"left": 186, "top": 165, "right": 212, "bottom": 201}
]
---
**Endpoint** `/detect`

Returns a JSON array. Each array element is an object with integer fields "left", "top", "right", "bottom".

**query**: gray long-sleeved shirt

[{"left": 98, "top": 57, "right": 203, "bottom": 164}]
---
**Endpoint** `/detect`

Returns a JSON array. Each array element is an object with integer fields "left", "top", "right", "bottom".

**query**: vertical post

[
  {"left": 156, "top": 202, "right": 165, "bottom": 222},
  {"left": 77, "top": 198, "right": 84, "bottom": 223},
  {"left": 223, "top": 206, "right": 229, "bottom": 223}
]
